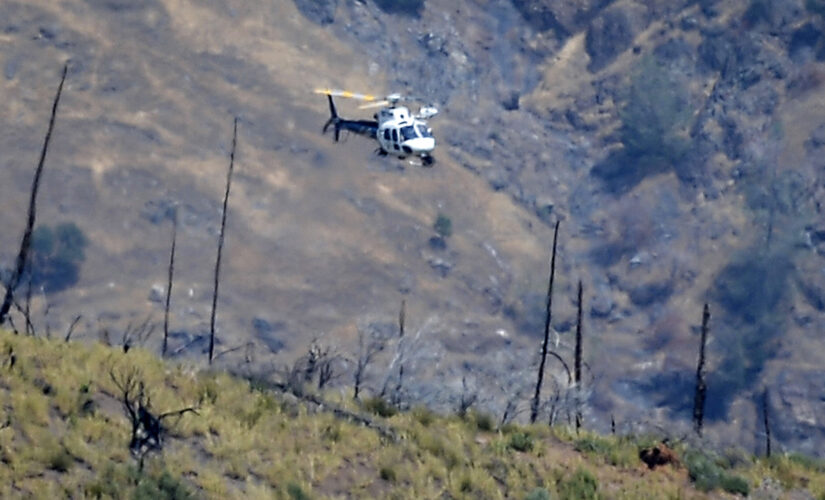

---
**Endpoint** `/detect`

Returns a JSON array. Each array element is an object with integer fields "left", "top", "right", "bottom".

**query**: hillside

[
  {"left": 1, "top": 329, "right": 824, "bottom": 498},
  {"left": 2, "top": 0, "right": 825, "bottom": 458}
]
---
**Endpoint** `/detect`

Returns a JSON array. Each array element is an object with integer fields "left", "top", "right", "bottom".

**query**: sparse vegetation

[
  {"left": 0, "top": 328, "right": 823, "bottom": 498},
  {"left": 557, "top": 467, "right": 599, "bottom": 500},
  {"left": 434, "top": 212, "right": 453, "bottom": 238},
  {"left": 594, "top": 55, "right": 693, "bottom": 192}
]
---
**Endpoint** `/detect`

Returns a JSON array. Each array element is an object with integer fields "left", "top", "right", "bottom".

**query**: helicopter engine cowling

[{"left": 416, "top": 106, "right": 438, "bottom": 120}]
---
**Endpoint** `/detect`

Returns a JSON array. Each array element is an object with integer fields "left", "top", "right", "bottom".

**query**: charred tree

[
  {"left": 574, "top": 279, "right": 583, "bottom": 433},
  {"left": 353, "top": 328, "right": 384, "bottom": 400},
  {"left": 531, "top": 220, "right": 560, "bottom": 423},
  {"left": 110, "top": 366, "right": 198, "bottom": 471},
  {"left": 391, "top": 299, "right": 406, "bottom": 406},
  {"left": 0, "top": 64, "right": 67, "bottom": 326},
  {"left": 209, "top": 118, "right": 238, "bottom": 364},
  {"left": 693, "top": 303, "right": 710, "bottom": 436},
  {"left": 763, "top": 386, "right": 772, "bottom": 458},
  {"left": 162, "top": 208, "right": 178, "bottom": 357}
]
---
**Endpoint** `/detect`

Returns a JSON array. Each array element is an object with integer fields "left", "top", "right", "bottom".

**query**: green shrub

[
  {"left": 720, "top": 474, "right": 750, "bottom": 496},
  {"left": 596, "top": 54, "right": 693, "bottom": 193},
  {"left": 363, "top": 396, "right": 398, "bottom": 418},
  {"left": 526, "top": 487, "right": 552, "bottom": 500},
  {"left": 685, "top": 450, "right": 749, "bottom": 495},
  {"left": 379, "top": 466, "right": 397, "bottom": 482},
  {"left": 467, "top": 410, "right": 495, "bottom": 432},
  {"left": 47, "top": 447, "right": 73, "bottom": 472},
  {"left": 133, "top": 470, "right": 193, "bottom": 500},
  {"left": 508, "top": 432, "right": 534, "bottom": 453},
  {"left": 412, "top": 406, "right": 436, "bottom": 427},
  {"left": 287, "top": 482, "right": 310, "bottom": 500},
  {"left": 434, "top": 213, "right": 453, "bottom": 238},
  {"left": 574, "top": 434, "right": 638, "bottom": 467},
  {"left": 557, "top": 468, "right": 599, "bottom": 500},
  {"left": 28, "top": 222, "right": 88, "bottom": 292},
  {"left": 459, "top": 474, "right": 473, "bottom": 492}
]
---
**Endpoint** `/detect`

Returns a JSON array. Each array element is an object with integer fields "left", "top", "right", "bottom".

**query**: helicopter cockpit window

[
  {"left": 383, "top": 129, "right": 390, "bottom": 141},
  {"left": 400, "top": 125, "right": 418, "bottom": 141},
  {"left": 391, "top": 129, "right": 398, "bottom": 142},
  {"left": 415, "top": 123, "right": 433, "bottom": 138}
]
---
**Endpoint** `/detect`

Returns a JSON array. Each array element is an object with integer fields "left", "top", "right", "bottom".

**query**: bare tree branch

[{"left": 64, "top": 314, "right": 82, "bottom": 342}]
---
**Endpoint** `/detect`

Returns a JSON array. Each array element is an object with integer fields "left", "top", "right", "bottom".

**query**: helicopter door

[{"left": 391, "top": 128, "right": 400, "bottom": 151}]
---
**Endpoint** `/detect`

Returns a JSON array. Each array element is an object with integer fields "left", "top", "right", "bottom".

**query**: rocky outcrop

[
  {"left": 511, "top": 0, "right": 608, "bottom": 37},
  {"left": 292, "top": 0, "right": 338, "bottom": 25}
]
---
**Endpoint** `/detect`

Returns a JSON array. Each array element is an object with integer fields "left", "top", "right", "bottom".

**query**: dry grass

[{"left": 0, "top": 329, "right": 823, "bottom": 498}]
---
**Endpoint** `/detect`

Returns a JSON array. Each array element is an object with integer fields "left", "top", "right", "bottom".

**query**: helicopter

[{"left": 314, "top": 89, "right": 438, "bottom": 166}]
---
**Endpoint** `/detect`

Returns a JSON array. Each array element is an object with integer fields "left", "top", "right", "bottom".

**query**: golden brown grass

[{"left": 0, "top": 329, "right": 823, "bottom": 499}]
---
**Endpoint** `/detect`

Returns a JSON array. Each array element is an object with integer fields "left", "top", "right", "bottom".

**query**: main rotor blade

[
  {"left": 314, "top": 88, "right": 379, "bottom": 101},
  {"left": 358, "top": 100, "right": 390, "bottom": 110}
]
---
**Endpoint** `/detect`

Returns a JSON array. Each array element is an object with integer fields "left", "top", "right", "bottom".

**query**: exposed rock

[
  {"left": 148, "top": 283, "right": 165, "bottom": 303},
  {"left": 590, "top": 283, "right": 614, "bottom": 318},
  {"left": 789, "top": 23, "right": 824, "bottom": 62},
  {"left": 628, "top": 281, "right": 673, "bottom": 307},
  {"left": 585, "top": 4, "right": 641, "bottom": 72},
  {"left": 428, "top": 257, "right": 453, "bottom": 277},
  {"left": 511, "top": 0, "right": 604, "bottom": 37},
  {"left": 374, "top": 0, "right": 424, "bottom": 17},
  {"left": 292, "top": 0, "right": 338, "bottom": 25}
]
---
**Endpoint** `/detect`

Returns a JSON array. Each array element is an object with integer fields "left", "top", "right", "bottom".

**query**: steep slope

[
  {"left": 3, "top": 0, "right": 825, "bottom": 457},
  {"left": 2, "top": 329, "right": 824, "bottom": 498}
]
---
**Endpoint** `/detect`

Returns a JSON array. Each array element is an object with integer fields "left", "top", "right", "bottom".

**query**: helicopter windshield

[
  {"left": 400, "top": 125, "right": 418, "bottom": 141},
  {"left": 415, "top": 123, "right": 433, "bottom": 138}
]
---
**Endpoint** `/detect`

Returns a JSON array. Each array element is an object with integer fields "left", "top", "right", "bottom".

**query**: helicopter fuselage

[
  {"left": 321, "top": 93, "right": 436, "bottom": 164},
  {"left": 374, "top": 106, "right": 435, "bottom": 159}
]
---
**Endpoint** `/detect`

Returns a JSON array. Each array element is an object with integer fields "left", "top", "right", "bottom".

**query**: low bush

[
  {"left": 363, "top": 396, "right": 398, "bottom": 418},
  {"left": 508, "top": 432, "right": 534, "bottom": 453},
  {"left": 685, "top": 450, "right": 750, "bottom": 495},
  {"left": 557, "top": 467, "right": 599, "bottom": 500}
]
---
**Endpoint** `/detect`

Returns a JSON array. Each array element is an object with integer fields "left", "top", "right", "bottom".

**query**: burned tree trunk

[
  {"left": 693, "top": 303, "right": 710, "bottom": 436},
  {"left": 391, "top": 299, "right": 406, "bottom": 406},
  {"left": 763, "top": 386, "right": 772, "bottom": 458},
  {"left": 0, "top": 64, "right": 67, "bottom": 326},
  {"left": 162, "top": 208, "right": 177, "bottom": 357},
  {"left": 209, "top": 118, "right": 238, "bottom": 364},
  {"left": 574, "top": 279, "right": 583, "bottom": 433},
  {"left": 531, "top": 220, "right": 560, "bottom": 423}
]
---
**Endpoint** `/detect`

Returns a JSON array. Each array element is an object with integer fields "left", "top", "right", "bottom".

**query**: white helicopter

[{"left": 314, "top": 89, "right": 438, "bottom": 166}]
